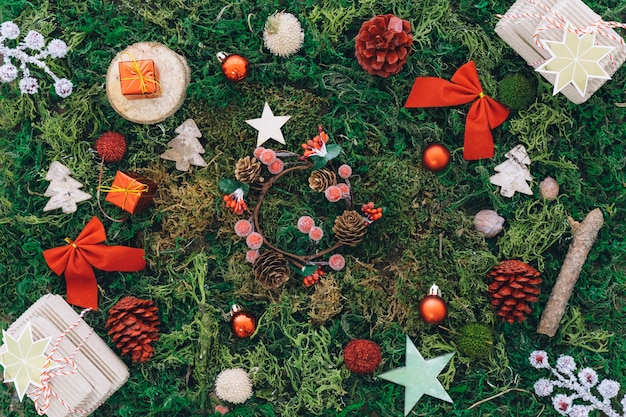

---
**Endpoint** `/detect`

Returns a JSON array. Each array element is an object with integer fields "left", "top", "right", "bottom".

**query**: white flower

[
  {"left": 0, "top": 63, "right": 18, "bottom": 82},
  {"left": 530, "top": 350, "right": 550, "bottom": 369},
  {"left": 24, "top": 30, "right": 45, "bottom": 49},
  {"left": 214, "top": 368, "right": 253, "bottom": 404},
  {"left": 47, "top": 39, "right": 68, "bottom": 58},
  {"left": 1, "top": 21, "right": 20, "bottom": 39},
  {"left": 534, "top": 378, "right": 554, "bottom": 397},
  {"left": 556, "top": 355, "right": 577, "bottom": 373},
  {"left": 568, "top": 405, "right": 590, "bottom": 417},
  {"left": 263, "top": 12, "right": 304, "bottom": 57},
  {"left": 620, "top": 393, "right": 626, "bottom": 411},
  {"left": 597, "top": 379, "right": 620, "bottom": 399},
  {"left": 552, "top": 394, "right": 572, "bottom": 416},
  {"left": 19, "top": 76, "right": 38, "bottom": 94},
  {"left": 577, "top": 368, "right": 598, "bottom": 387},
  {"left": 54, "top": 78, "right": 73, "bottom": 97}
]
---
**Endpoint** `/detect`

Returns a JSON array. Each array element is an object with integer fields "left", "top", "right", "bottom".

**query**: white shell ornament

[{"left": 473, "top": 210, "right": 505, "bottom": 238}]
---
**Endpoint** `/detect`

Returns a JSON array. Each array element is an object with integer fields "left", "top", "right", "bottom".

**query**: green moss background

[{"left": 0, "top": 0, "right": 625, "bottom": 415}]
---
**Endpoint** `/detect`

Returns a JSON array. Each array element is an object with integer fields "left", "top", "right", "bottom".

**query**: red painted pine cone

[
  {"left": 487, "top": 260, "right": 541, "bottom": 324},
  {"left": 354, "top": 14, "right": 413, "bottom": 78},
  {"left": 106, "top": 296, "right": 160, "bottom": 363}
]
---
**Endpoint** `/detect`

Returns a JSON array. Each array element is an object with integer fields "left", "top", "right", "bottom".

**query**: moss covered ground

[{"left": 0, "top": 0, "right": 625, "bottom": 415}]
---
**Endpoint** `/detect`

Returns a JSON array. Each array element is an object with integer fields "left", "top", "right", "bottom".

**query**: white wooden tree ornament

[
  {"left": 160, "top": 119, "right": 207, "bottom": 171},
  {"left": 489, "top": 144, "right": 533, "bottom": 198},
  {"left": 43, "top": 162, "right": 91, "bottom": 214}
]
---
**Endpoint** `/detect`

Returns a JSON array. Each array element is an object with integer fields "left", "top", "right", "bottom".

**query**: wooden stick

[{"left": 537, "top": 208, "right": 604, "bottom": 337}]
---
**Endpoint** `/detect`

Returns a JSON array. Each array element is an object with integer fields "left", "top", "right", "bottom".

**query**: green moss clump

[
  {"left": 497, "top": 74, "right": 536, "bottom": 110},
  {"left": 456, "top": 323, "right": 494, "bottom": 360}
]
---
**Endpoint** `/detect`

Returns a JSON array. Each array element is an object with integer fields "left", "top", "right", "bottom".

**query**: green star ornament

[
  {"left": 378, "top": 336, "right": 454, "bottom": 416},
  {"left": 0, "top": 324, "right": 57, "bottom": 400}
]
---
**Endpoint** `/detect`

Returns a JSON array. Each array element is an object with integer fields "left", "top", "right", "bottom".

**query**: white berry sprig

[
  {"left": 0, "top": 20, "right": 73, "bottom": 97},
  {"left": 530, "top": 350, "right": 626, "bottom": 417}
]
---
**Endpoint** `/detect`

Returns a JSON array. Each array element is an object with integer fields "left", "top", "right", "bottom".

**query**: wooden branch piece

[{"left": 537, "top": 208, "right": 604, "bottom": 337}]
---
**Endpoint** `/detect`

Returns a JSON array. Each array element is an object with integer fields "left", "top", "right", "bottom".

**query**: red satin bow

[
  {"left": 43, "top": 216, "right": 146, "bottom": 310},
  {"left": 404, "top": 61, "right": 510, "bottom": 160}
]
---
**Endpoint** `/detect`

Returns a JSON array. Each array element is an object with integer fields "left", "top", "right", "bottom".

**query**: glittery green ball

[
  {"left": 497, "top": 73, "right": 536, "bottom": 110},
  {"left": 457, "top": 323, "right": 493, "bottom": 360}
]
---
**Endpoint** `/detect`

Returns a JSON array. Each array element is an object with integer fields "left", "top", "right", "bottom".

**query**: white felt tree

[
  {"left": 489, "top": 144, "right": 533, "bottom": 198},
  {"left": 43, "top": 161, "right": 91, "bottom": 213},
  {"left": 160, "top": 119, "right": 207, "bottom": 171}
]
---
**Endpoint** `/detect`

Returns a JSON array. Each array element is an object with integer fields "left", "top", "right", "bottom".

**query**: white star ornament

[
  {"left": 378, "top": 336, "right": 454, "bottom": 416},
  {"left": 536, "top": 28, "right": 614, "bottom": 97},
  {"left": 0, "top": 324, "right": 58, "bottom": 400},
  {"left": 245, "top": 102, "right": 291, "bottom": 147}
]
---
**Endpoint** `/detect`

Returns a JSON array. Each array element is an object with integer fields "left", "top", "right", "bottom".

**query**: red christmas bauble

[
  {"left": 418, "top": 285, "right": 448, "bottom": 325},
  {"left": 218, "top": 52, "right": 249, "bottom": 82},
  {"left": 422, "top": 143, "right": 451, "bottom": 172},
  {"left": 230, "top": 305, "right": 256, "bottom": 338}
]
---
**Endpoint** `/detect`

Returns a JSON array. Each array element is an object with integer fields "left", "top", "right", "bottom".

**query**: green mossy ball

[
  {"left": 457, "top": 323, "right": 494, "bottom": 360},
  {"left": 497, "top": 73, "right": 536, "bottom": 110}
]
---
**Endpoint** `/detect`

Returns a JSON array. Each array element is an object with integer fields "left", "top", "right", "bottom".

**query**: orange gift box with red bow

[
  {"left": 104, "top": 171, "right": 158, "bottom": 214},
  {"left": 118, "top": 58, "right": 161, "bottom": 99}
]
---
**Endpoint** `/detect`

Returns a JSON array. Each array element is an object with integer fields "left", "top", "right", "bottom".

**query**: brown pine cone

[
  {"left": 253, "top": 250, "right": 290, "bottom": 288},
  {"left": 487, "top": 260, "right": 541, "bottom": 324},
  {"left": 333, "top": 210, "right": 367, "bottom": 246},
  {"left": 105, "top": 296, "right": 160, "bottom": 363},
  {"left": 235, "top": 156, "right": 262, "bottom": 184},
  {"left": 354, "top": 14, "right": 413, "bottom": 78},
  {"left": 308, "top": 168, "right": 337, "bottom": 192}
]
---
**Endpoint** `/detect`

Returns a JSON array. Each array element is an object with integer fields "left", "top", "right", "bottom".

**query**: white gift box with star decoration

[
  {"left": 495, "top": 0, "right": 626, "bottom": 103},
  {"left": 0, "top": 294, "right": 128, "bottom": 417}
]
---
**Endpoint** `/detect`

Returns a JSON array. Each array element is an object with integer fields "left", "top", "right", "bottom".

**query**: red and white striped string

[
  {"left": 497, "top": 0, "right": 626, "bottom": 70},
  {"left": 30, "top": 308, "right": 93, "bottom": 415}
]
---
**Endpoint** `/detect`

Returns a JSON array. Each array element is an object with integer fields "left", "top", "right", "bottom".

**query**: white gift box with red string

[
  {"left": 495, "top": 0, "right": 626, "bottom": 103},
  {"left": 1, "top": 294, "right": 128, "bottom": 417}
]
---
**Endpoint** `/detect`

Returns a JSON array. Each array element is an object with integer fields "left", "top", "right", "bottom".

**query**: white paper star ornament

[
  {"left": 378, "top": 336, "right": 454, "bottom": 416},
  {"left": 0, "top": 324, "right": 58, "bottom": 400},
  {"left": 536, "top": 28, "right": 614, "bottom": 97},
  {"left": 245, "top": 102, "right": 291, "bottom": 147}
]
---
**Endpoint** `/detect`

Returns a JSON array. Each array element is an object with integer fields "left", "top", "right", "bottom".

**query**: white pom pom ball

[
  {"left": 214, "top": 368, "right": 253, "bottom": 404},
  {"left": 24, "top": 30, "right": 45, "bottom": 49},
  {"left": 0, "top": 63, "right": 18, "bottom": 83},
  {"left": 19, "top": 76, "right": 39, "bottom": 94},
  {"left": 1, "top": 21, "right": 20, "bottom": 39},
  {"left": 263, "top": 12, "right": 304, "bottom": 57},
  {"left": 47, "top": 39, "right": 68, "bottom": 58},
  {"left": 54, "top": 78, "right": 73, "bottom": 98}
]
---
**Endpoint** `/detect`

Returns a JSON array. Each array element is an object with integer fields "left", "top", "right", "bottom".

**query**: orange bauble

[
  {"left": 422, "top": 143, "right": 451, "bottom": 172},
  {"left": 230, "top": 305, "right": 257, "bottom": 338},
  {"left": 418, "top": 284, "right": 448, "bottom": 325},
  {"left": 217, "top": 52, "right": 249, "bottom": 82}
]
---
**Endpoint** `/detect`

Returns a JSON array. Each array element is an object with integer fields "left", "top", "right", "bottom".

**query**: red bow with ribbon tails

[
  {"left": 43, "top": 216, "right": 146, "bottom": 310},
  {"left": 404, "top": 61, "right": 510, "bottom": 160}
]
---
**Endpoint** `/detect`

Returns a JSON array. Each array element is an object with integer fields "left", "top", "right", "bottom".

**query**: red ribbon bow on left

[
  {"left": 404, "top": 61, "right": 510, "bottom": 160},
  {"left": 43, "top": 216, "right": 146, "bottom": 310}
]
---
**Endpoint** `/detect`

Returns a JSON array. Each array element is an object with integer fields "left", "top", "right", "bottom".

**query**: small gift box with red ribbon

[
  {"left": 495, "top": 0, "right": 626, "bottom": 103},
  {"left": 0, "top": 294, "right": 128, "bottom": 417},
  {"left": 118, "top": 55, "right": 161, "bottom": 99},
  {"left": 103, "top": 171, "right": 158, "bottom": 214}
]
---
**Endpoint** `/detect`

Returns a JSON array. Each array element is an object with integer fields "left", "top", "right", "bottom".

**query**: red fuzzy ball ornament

[
  {"left": 343, "top": 339, "right": 382, "bottom": 374},
  {"left": 354, "top": 14, "right": 413, "bottom": 78},
  {"left": 95, "top": 131, "right": 127, "bottom": 163}
]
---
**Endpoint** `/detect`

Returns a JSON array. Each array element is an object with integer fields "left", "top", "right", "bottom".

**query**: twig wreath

[{"left": 220, "top": 126, "right": 382, "bottom": 288}]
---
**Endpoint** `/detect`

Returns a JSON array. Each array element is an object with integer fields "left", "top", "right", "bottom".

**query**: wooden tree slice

[{"left": 106, "top": 42, "right": 191, "bottom": 125}]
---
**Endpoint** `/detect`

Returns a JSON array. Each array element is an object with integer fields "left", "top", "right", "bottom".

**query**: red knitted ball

[
  {"left": 343, "top": 339, "right": 382, "bottom": 374},
  {"left": 95, "top": 131, "right": 127, "bottom": 163}
]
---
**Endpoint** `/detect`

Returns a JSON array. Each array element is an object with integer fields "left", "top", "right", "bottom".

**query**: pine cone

[
  {"left": 105, "top": 296, "right": 160, "bottom": 363},
  {"left": 253, "top": 250, "right": 290, "bottom": 288},
  {"left": 333, "top": 210, "right": 367, "bottom": 246},
  {"left": 308, "top": 168, "right": 337, "bottom": 192},
  {"left": 235, "top": 156, "right": 262, "bottom": 184},
  {"left": 487, "top": 260, "right": 541, "bottom": 324},
  {"left": 354, "top": 14, "right": 413, "bottom": 78}
]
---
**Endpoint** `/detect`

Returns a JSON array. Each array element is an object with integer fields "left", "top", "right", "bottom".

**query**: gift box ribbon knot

[
  {"left": 30, "top": 308, "right": 93, "bottom": 415},
  {"left": 98, "top": 180, "right": 150, "bottom": 211}
]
